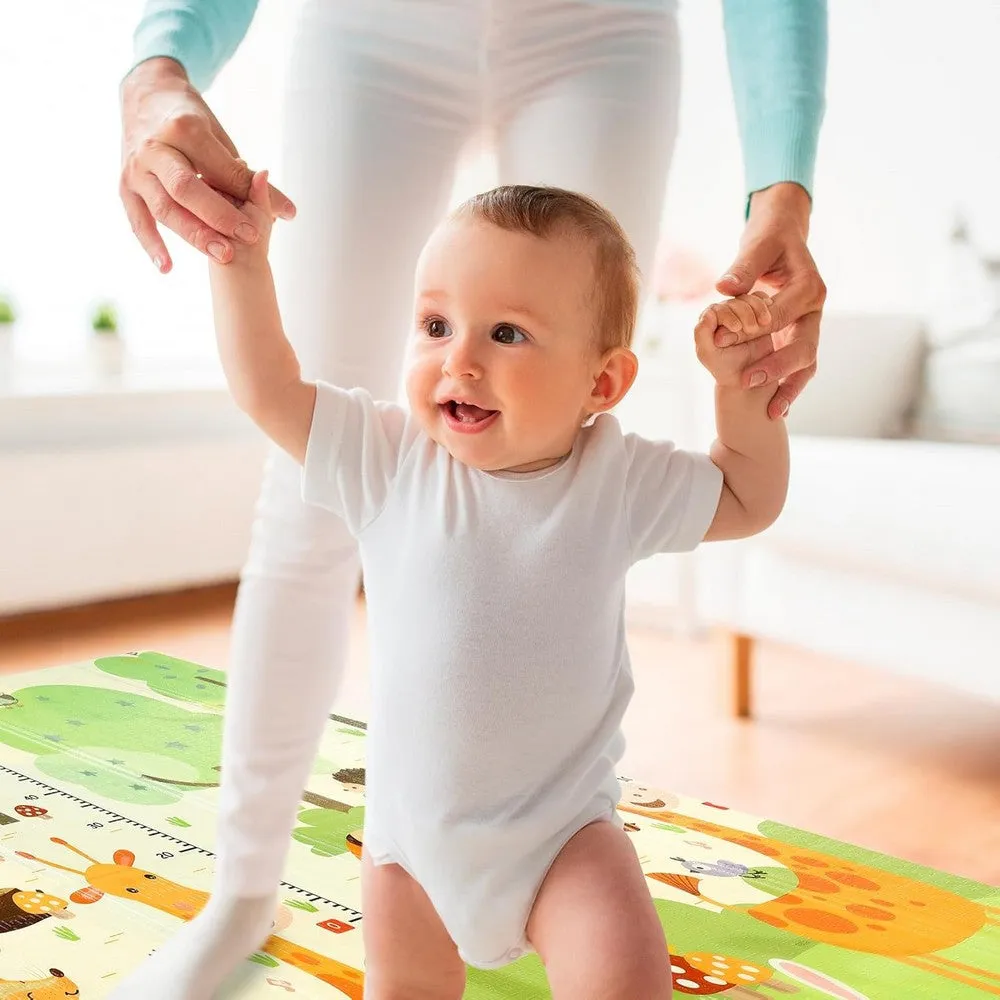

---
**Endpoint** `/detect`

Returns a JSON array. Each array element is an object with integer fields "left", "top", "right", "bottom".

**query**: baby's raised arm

[
  {"left": 208, "top": 170, "right": 316, "bottom": 464},
  {"left": 694, "top": 292, "right": 790, "bottom": 541}
]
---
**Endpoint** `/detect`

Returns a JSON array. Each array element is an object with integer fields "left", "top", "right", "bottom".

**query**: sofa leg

[{"left": 729, "top": 632, "right": 753, "bottom": 719}]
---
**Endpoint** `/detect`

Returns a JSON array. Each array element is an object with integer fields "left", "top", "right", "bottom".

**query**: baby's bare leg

[
  {"left": 527, "top": 820, "right": 672, "bottom": 1000},
  {"left": 361, "top": 852, "right": 466, "bottom": 1000}
]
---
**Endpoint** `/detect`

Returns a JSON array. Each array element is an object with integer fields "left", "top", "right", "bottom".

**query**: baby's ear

[{"left": 588, "top": 347, "right": 638, "bottom": 414}]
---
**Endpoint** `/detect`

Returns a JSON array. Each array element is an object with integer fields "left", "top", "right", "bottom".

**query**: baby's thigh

[
  {"left": 527, "top": 820, "right": 673, "bottom": 1000},
  {"left": 360, "top": 853, "right": 466, "bottom": 1000}
]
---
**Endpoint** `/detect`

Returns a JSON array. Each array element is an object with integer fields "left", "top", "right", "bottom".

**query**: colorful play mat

[{"left": 0, "top": 652, "right": 997, "bottom": 997}]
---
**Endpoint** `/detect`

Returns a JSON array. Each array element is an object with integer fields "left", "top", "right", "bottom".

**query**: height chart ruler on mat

[
  {"left": 0, "top": 763, "right": 366, "bottom": 998},
  {"left": 1, "top": 654, "right": 999, "bottom": 999}
]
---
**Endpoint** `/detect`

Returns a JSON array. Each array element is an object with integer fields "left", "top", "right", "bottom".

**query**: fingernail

[
  {"left": 208, "top": 242, "right": 228, "bottom": 261},
  {"left": 749, "top": 370, "right": 767, "bottom": 387},
  {"left": 152, "top": 255, "right": 163, "bottom": 271},
  {"left": 235, "top": 222, "right": 258, "bottom": 243},
  {"left": 721, "top": 273, "right": 739, "bottom": 285},
  {"left": 779, "top": 399, "right": 790, "bottom": 417},
  {"left": 716, "top": 332, "right": 739, "bottom": 348}
]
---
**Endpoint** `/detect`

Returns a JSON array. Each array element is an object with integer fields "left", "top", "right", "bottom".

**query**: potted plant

[
  {"left": 88, "top": 299, "right": 125, "bottom": 376},
  {"left": 0, "top": 293, "right": 16, "bottom": 379}
]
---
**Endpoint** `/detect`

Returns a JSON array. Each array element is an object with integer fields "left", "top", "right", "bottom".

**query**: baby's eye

[
  {"left": 424, "top": 318, "right": 450, "bottom": 338},
  {"left": 492, "top": 324, "right": 526, "bottom": 345}
]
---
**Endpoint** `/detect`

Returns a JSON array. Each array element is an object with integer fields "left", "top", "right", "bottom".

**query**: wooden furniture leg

[{"left": 730, "top": 632, "right": 753, "bottom": 719}]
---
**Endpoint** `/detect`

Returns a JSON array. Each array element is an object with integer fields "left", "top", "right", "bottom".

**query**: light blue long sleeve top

[{"left": 129, "top": 0, "right": 826, "bottom": 202}]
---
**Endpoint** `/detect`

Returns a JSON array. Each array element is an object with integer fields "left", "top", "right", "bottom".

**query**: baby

[{"left": 210, "top": 175, "right": 788, "bottom": 998}]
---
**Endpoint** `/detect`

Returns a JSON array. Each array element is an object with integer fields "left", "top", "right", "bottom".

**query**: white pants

[{"left": 216, "top": 0, "right": 682, "bottom": 895}]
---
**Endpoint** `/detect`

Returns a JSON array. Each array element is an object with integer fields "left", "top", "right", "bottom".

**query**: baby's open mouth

[
  {"left": 440, "top": 400, "right": 500, "bottom": 434},
  {"left": 443, "top": 400, "right": 498, "bottom": 424}
]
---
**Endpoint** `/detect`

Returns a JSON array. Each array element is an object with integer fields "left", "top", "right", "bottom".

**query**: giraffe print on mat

[{"left": 622, "top": 804, "right": 1000, "bottom": 995}]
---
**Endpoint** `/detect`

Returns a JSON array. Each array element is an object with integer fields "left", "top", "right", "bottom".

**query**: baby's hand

[
  {"left": 694, "top": 291, "right": 776, "bottom": 388},
  {"left": 215, "top": 168, "right": 276, "bottom": 264}
]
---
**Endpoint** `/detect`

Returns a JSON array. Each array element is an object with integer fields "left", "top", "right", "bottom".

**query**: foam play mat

[{"left": 0, "top": 653, "right": 997, "bottom": 998}]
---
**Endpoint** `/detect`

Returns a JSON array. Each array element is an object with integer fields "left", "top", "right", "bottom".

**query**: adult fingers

[
  {"left": 181, "top": 128, "right": 256, "bottom": 203},
  {"left": 767, "top": 364, "right": 816, "bottom": 419},
  {"left": 199, "top": 109, "right": 296, "bottom": 218},
  {"left": 201, "top": 107, "right": 293, "bottom": 215},
  {"left": 741, "top": 314, "right": 820, "bottom": 389},
  {"left": 145, "top": 141, "right": 260, "bottom": 248},
  {"left": 733, "top": 332, "right": 777, "bottom": 370},
  {"left": 766, "top": 258, "right": 826, "bottom": 333},
  {"left": 184, "top": 130, "right": 295, "bottom": 221},
  {"left": 121, "top": 187, "right": 172, "bottom": 272},
  {"left": 715, "top": 234, "right": 779, "bottom": 297},
  {"left": 138, "top": 172, "right": 236, "bottom": 264}
]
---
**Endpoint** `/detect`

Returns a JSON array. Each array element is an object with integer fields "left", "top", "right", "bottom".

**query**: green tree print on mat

[
  {"left": 0, "top": 683, "right": 343, "bottom": 814},
  {"left": 95, "top": 652, "right": 227, "bottom": 708},
  {"left": 0, "top": 683, "right": 222, "bottom": 804},
  {"left": 293, "top": 804, "right": 367, "bottom": 857}
]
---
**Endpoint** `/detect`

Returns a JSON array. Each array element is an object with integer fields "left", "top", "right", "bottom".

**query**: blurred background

[
  {"left": 0, "top": 2, "right": 997, "bottom": 886},
  {"left": 4, "top": 0, "right": 1000, "bottom": 366}
]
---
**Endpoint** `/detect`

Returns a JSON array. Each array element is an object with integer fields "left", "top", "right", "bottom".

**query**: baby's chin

[
  {"left": 414, "top": 404, "right": 571, "bottom": 473},
  {"left": 415, "top": 414, "right": 525, "bottom": 472},
  {"left": 412, "top": 413, "right": 495, "bottom": 467}
]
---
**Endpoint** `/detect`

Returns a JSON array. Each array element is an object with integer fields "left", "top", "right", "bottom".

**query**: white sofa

[{"left": 694, "top": 313, "right": 1000, "bottom": 715}]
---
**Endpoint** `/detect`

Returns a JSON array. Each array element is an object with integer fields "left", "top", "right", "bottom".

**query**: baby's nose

[{"left": 443, "top": 337, "right": 483, "bottom": 377}]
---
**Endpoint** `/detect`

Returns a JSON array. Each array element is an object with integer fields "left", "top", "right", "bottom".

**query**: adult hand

[
  {"left": 119, "top": 57, "right": 296, "bottom": 272},
  {"left": 714, "top": 182, "right": 826, "bottom": 419}
]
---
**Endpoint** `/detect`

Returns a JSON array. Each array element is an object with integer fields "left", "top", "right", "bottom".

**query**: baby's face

[{"left": 405, "top": 217, "right": 605, "bottom": 473}]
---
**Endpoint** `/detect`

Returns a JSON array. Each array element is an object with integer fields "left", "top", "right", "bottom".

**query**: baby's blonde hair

[{"left": 452, "top": 185, "right": 640, "bottom": 352}]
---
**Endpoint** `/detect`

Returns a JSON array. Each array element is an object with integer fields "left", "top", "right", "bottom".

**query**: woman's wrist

[
  {"left": 747, "top": 182, "right": 812, "bottom": 237},
  {"left": 121, "top": 55, "right": 190, "bottom": 101}
]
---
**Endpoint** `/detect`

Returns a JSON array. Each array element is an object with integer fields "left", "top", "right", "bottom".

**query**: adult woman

[{"left": 116, "top": 3, "right": 826, "bottom": 996}]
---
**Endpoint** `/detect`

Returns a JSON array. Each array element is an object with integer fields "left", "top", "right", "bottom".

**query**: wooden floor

[{"left": 2, "top": 586, "right": 998, "bottom": 886}]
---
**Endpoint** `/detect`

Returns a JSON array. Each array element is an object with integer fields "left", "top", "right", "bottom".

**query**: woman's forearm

[
  {"left": 710, "top": 385, "right": 789, "bottom": 529},
  {"left": 721, "top": 0, "right": 828, "bottom": 205},
  {"left": 129, "top": 0, "right": 260, "bottom": 92}
]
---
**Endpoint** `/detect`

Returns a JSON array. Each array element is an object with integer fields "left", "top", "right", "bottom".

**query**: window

[{"left": 0, "top": 2, "right": 291, "bottom": 378}]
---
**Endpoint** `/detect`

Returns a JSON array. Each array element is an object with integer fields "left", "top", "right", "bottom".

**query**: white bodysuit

[{"left": 302, "top": 382, "right": 723, "bottom": 969}]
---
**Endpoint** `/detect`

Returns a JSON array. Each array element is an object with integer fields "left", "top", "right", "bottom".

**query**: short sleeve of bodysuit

[
  {"left": 622, "top": 433, "right": 724, "bottom": 562},
  {"left": 301, "top": 381, "right": 409, "bottom": 535}
]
